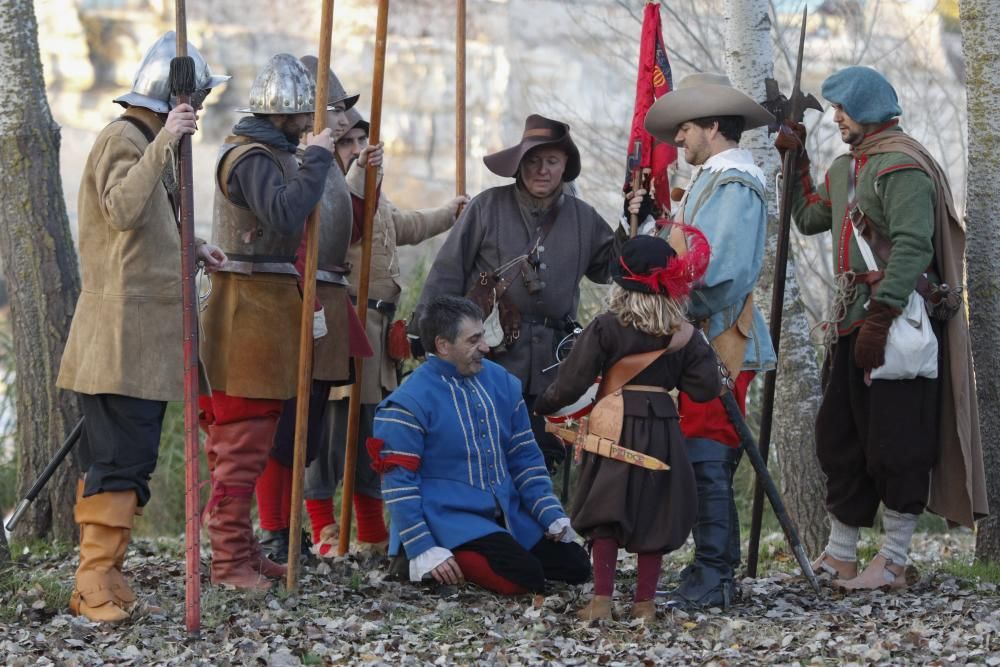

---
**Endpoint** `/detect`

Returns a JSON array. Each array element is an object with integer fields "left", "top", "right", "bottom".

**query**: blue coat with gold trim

[{"left": 374, "top": 356, "right": 566, "bottom": 559}]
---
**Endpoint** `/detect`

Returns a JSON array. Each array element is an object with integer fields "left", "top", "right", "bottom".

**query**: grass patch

[
  {"left": 940, "top": 558, "right": 1000, "bottom": 587},
  {"left": 0, "top": 563, "right": 73, "bottom": 622}
]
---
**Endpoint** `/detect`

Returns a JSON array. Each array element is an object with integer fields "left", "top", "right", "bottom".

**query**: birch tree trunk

[
  {"left": 961, "top": 0, "right": 1000, "bottom": 563},
  {"left": 724, "top": 0, "right": 827, "bottom": 556},
  {"left": 0, "top": 0, "right": 82, "bottom": 541}
]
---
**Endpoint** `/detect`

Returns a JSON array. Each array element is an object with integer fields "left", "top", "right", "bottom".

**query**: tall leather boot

[
  {"left": 669, "top": 456, "right": 737, "bottom": 609},
  {"left": 75, "top": 479, "right": 138, "bottom": 611},
  {"left": 204, "top": 416, "right": 277, "bottom": 591},
  {"left": 69, "top": 489, "right": 138, "bottom": 623}
]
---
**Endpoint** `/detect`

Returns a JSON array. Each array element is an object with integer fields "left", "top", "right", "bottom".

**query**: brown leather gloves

[
  {"left": 774, "top": 120, "right": 807, "bottom": 157},
  {"left": 854, "top": 299, "right": 902, "bottom": 370}
]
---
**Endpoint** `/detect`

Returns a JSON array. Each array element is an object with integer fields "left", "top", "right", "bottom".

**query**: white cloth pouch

[
  {"left": 849, "top": 220, "right": 938, "bottom": 380},
  {"left": 869, "top": 291, "right": 938, "bottom": 380}
]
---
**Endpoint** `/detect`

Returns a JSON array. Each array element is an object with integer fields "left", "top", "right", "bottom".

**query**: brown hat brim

[
  {"left": 644, "top": 84, "right": 775, "bottom": 146},
  {"left": 483, "top": 116, "right": 581, "bottom": 181}
]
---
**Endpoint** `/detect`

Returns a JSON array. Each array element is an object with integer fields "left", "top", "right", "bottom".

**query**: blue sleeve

[
  {"left": 373, "top": 400, "right": 437, "bottom": 558},
  {"left": 688, "top": 181, "right": 767, "bottom": 320},
  {"left": 504, "top": 380, "right": 566, "bottom": 528}
]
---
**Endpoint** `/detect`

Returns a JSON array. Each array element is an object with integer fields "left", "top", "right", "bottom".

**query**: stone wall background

[{"left": 35, "top": 0, "right": 966, "bottom": 310}]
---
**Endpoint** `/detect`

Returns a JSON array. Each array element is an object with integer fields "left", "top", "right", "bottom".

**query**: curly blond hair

[{"left": 607, "top": 284, "right": 689, "bottom": 337}]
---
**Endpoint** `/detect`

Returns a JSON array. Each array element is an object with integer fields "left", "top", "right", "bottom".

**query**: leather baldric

[
  {"left": 846, "top": 158, "right": 942, "bottom": 304},
  {"left": 588, "top": 322, "right": 694, "bottom": 445}
]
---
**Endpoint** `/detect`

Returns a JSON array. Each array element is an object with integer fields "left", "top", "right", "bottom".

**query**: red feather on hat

[{"left": 620, "top": 223, "right": 711, "bottom": 299}]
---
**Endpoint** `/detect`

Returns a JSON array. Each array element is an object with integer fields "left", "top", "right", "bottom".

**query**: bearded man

[
  {"left": 253, "top": 56, "right": 370, "bottom": 565},
  {"left": 413, "top": 114, "right": 626, "bottom": 475},
  {"left": 199, "top": 54, "right": 335, "bottom": 590},
  {"left": 56, "top": 32, "right": 228, "bottom": 623},
  {"left": 777, "top": 66, "right": 987, "bottom": 590}
]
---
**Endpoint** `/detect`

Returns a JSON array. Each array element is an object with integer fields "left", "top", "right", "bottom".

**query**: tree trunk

[
  {"left": 962, "top": 0, "right": 1000, "bottom": 564},
  {"left": 0, "top": 0, "right": 82, "bottom": 542},
  {"left": 724, "top": 0, "right": 827, "bottom": 556},
  {"left": 0, "top": 520, "right": 10, "bottom": 566}
]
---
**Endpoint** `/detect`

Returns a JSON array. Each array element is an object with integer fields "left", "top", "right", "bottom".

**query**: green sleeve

[
  {"left": 872, "top": 168, "right": 935, "bottom": 309},
  {"left": 790, "top": 165, "right": 834, "bottom": 236}
]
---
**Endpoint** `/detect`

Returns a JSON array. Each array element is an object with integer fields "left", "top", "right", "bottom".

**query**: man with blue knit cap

[{"left": 776, "top": 66, "right": 987, "bottom": 591}]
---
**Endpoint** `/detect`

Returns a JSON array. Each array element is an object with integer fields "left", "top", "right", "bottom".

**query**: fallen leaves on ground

[{"left": 0, "top": 532, "right": 996, "bottom": 666}]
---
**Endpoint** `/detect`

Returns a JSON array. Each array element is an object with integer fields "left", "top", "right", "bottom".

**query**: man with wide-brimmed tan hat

[
  {"left": 57, "top": 30, "right": 228, "bottom": 625},
  {"left": 198, "top": 53, "right": 336, "bottom": 590},
  {"left": 412, "top": 113, "right": 626, "bottom": 475},
  {"left": 636, "top": 72, "right": 776, "bottom": 609}
]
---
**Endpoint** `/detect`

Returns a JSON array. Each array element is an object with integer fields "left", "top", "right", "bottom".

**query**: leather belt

[
  {"left": 226, "top": 253, "right": 296, "bottom": 264},
  {"left": 520, "top": 314, "right": 570, "bottom": 332},
  {"left": 316, "top": 269, "right": 349, "bottom": 286},
  {"left": 350, "top": 295, "right": 396, "bottom": 318},
  {"left": 622, "top": 384, "right": 669, "bottom": 394},
  {"left": 848, "top": 270, "right": 884, "bottom": 286},
  {"left": 220, "top": 260, "right": 298, "bottom": 276}
]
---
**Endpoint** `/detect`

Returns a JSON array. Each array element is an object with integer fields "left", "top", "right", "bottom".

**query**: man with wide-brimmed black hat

[
  {"left": 638, "top": 72, "right": 777, "bottom": 610},
  {"left": 413, "top": 113, "right": 626, "bottom": 473}
]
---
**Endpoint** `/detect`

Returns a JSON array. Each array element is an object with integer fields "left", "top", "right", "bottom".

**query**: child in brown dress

[{"left": 534, "top": 231, "right": 720, "bottom": 622}]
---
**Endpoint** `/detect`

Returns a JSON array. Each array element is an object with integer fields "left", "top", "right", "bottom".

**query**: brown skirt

[
  {"left": 200, "top": 271, "right": 302, "bottom": 400},
  {"left": 570, "top": 415, "right": 697, "bottom": 554}
]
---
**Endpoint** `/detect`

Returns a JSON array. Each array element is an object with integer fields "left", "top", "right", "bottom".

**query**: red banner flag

[{"left": 625, "top": 2, "right": 676, "bottom": 214}]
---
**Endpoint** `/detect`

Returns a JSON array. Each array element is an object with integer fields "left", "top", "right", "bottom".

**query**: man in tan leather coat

[{"left": 56, "top": 32, "right": 228, "bottom": 623}]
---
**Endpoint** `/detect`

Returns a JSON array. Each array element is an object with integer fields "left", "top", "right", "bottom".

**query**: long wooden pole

[
  {"left": 337, "top": 0, "right": 391, "bottom": 556},
  {"left": 171, "top": 7, "right": 202, "bottom": 637},
  {"left": 456, "top": 0, "right": 466, "bottom": 196},
  {"left": 746, "top": 7, "right": 809, "bottom": 578},
  {"left": 287, "top": 0, "right": 335, "bottom": 592}
]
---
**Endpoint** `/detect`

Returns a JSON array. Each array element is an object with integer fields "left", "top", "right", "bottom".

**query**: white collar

[{"left": 697, "top": 148, "right": 766, "bottom": 189}]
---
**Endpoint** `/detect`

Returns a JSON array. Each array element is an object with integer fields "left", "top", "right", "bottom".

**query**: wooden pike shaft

[
  {"left": 456, "top": 0, "right": 466, "bottom": 196},
  {"left": 545, "top": 423, "right": 669, "bottom": 471},
  {"left": 746, "top": 7, "right": 810, "bottom": 579},
  {"left": 173, "top": 1, "right": 200, "bottom": 636},
  {"left": 287, "top": 0, "right": 335, "bottom": 592},
  {"left": 338, "top": 0, "right": 391, "bottom": 556}
]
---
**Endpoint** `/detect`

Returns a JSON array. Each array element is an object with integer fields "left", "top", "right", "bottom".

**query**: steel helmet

[
  {"left": 236, "top": 54, "right": 331, "bottom": 115},
  {"left": 299, "top": 55, "right": 359, "bottom": 110},
  {"left": 113, "top": 31, "right": 230, "bottom": 113}
]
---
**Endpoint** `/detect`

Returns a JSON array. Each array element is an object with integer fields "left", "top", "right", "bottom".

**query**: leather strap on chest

[
  {"left": 597, "top": 321, "right": 694, "bottom": 401},
  {"left": 588, "top": 321, "right": 694, "bottom": 446}
]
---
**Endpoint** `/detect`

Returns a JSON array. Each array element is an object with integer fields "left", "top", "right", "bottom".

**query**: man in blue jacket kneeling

[{"left": 371, "top": 296, "right": 590, "bottom": 594}]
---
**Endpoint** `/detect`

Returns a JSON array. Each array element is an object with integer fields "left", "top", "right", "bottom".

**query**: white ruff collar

[{"left": 697, "top": 148, "right": 766, "bottom": 189}]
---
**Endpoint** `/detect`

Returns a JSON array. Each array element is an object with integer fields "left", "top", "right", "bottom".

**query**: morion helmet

[
  {"left": 236, "top": 54, "right": 331, "bottom": 115},
  {"left": 299, "top": 55, "right": 359, "bottom": 110},
  {"left": 114, "top": 31, "right": 230, "bottom": 114}
]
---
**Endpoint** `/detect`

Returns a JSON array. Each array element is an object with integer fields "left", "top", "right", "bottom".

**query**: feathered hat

[{"left": 611, "top": 225, "right": 710, "bottom": 299}]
